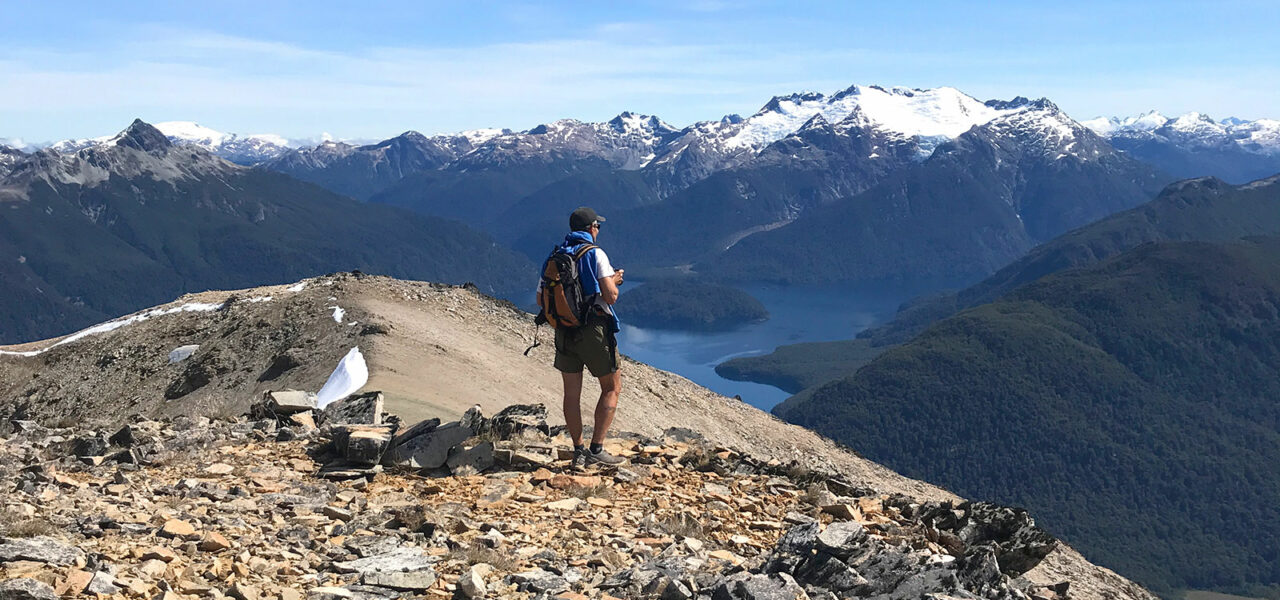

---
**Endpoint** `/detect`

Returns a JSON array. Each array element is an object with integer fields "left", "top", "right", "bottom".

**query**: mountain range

[
  {"left": 7, "top": 82, "right": 1260, "bottom": 341},
  {"left": 701, "top": 98, "right": 1168, "bottom": 287},
  {"left": 0, "top": 120, "right": 530, "bottom": 344},
  {"left": 1083, "top": 111, "right": 1280, "bottom": 183}
]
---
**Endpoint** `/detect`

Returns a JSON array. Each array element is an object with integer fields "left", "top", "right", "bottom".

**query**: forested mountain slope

[{"left": 775, "top": 236, "right": 1280, "bottom": 597}]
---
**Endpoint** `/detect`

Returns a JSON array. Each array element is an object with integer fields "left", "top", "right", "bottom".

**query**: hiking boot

[
  {"left": 571, "top": 447, "right": 587, "bottom": 471},
  {"left": 583, "top": 446, "right": 626, "bottom": 467}
]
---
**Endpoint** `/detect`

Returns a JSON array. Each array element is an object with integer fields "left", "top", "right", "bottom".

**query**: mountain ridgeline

[
  {"left": 1084, "top": 111, "right": 1280, "bottom": 184},
  {"left": 0, "top": 120, "right": 531, "bottom": 344},
  {"left": 860, "top": 174, "right": 1280, "bottom": 346},
  {"left": 774, "top": 234, "right": 1280, "bottom": 597},
  {"left": 240, "top": 88, "right": 1172, "bottom": 294}
]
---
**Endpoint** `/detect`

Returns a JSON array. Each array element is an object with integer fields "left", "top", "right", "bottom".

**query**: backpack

[{"left": 536, "top": 243, "right": 599, "bottom": 329}]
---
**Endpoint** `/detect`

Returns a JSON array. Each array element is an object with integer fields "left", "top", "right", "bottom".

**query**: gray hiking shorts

[{"left": 553, "top": 318, "right": 618, "bottom": 378}]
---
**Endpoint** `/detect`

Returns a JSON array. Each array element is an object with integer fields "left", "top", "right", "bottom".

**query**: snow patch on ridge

[
  {"left": 0, "top": 302, "right": 224, "bottom": 358},
  {"left": 316, "top": 347, "right": 368, "bottom": 408}
]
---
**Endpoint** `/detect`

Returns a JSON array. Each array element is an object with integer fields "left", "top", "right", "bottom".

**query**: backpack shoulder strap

[{"left": 572, "top": 244, "right": 598, "bottom": 260}]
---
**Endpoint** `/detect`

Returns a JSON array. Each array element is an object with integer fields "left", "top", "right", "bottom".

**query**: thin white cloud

[{"left": 1, "top": 24, "right": 1276, "bottom": 142}]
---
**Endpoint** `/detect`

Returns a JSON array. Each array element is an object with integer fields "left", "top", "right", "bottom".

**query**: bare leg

[
  {"left": 562, "top": 371, "right": 585, "bottom": 446},
  {"left": 591, "top": 371, "right": 621, "bottom": 446}
]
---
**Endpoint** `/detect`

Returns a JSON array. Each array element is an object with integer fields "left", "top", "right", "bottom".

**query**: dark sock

[
  {"left": 574, "top": 444, "right": 585, "bottom": 453},
  {"left": 589, "top": 443, "right": 603, "bottom": 454}
]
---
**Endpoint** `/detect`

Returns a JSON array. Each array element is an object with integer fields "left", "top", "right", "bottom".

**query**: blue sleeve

[{"left": 579, "top": 249, "right": 603, "bottom": 295}]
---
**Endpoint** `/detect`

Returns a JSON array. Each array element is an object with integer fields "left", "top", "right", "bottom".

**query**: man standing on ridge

[{"left": 538, "top": 206, "right": 626, "bottom": 468}]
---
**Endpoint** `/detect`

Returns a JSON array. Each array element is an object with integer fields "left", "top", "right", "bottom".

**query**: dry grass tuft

[
  {"left": 0, "top": 515, "right": 58, "bottom": 538},
  {"left": 800, "top": 483, "right": 828, "bottom": 506},
  {"left": 656, "top": 512, "right": 705, "bottom": 539},
  {"left": 678, "top": 446, "right": 713, "bottom": 471},
  {"left": 566, "top": 482, "right": 615, "bottom": 500}
]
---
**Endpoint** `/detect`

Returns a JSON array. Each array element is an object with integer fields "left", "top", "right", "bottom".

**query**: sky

[{"left": 1, "top": 0, "right": 1277, "bottom": 145}]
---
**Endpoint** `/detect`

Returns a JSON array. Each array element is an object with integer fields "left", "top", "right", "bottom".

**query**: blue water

[{"left": 617, "top": 285, "right": 907, "bottom": 412}]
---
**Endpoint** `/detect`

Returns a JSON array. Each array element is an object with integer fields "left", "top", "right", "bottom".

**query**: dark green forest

[
  {"left": 615, "top": 279, "right": 768, "bottom": 331},
  {"left": 715, "top": 339, "right": 882, "bottom": 393},
  {"left": 775, "top": 237, "right": 1280, "bottom": 598}
]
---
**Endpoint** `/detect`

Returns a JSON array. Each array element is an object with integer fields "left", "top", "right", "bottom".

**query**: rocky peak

[
  {"left": 985, "top": 96, "right": 1060, "bottom": 113},
  {"left": 109, "top": 119, "right": 173, "bottom": 153},
  {"left": 607, "top": 112, "right": 675, "bottom": 136},
  {"left": 759, "top": 91, "right": 826, "bottom": 114},
  {"left": 391, "top": 130, "right": 428, "bottom": 144}
]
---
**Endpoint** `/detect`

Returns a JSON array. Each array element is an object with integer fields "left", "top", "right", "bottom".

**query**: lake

[{"left": 616, "top": 285, "right": 909, "bottom": 412}]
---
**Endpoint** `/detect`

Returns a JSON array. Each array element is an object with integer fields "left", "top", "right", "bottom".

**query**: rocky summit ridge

[
  {"left": 0, "top": 393, "right": 1152, "bottom": 600},
  {"left": 0, "top": 273, "right": 1156, "bottom": 600}
]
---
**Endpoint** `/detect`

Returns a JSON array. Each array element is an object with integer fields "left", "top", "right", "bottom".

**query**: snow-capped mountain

[
  {"left": 50, "top": 122, "right": 299, "bottom": 165},
  {"left": 1084, "top": 112, "right": 1280, "bottom": 154},
  {"left": 1083, "top": 111, "right": 1280, "bottom": 182},
  {"left": 973, "top": 98, "right": 1111, "bottom": 162},
  {"left": 2, "top": 120, "right": 239, "bottom": 203},
  {"left": 0, "top": 145, "right": 26, "bottom": 178},
  {"left": 455, "top": 112, "right": 678, "bottom": 170},
  {"left": 264, "top": 131, "right": 488, "bottom": 200},
  {"left": 643, "top": 85, "right": 1026, "bottom": 195},
  {"left": 0, "top": 118, "right": 532, "bottom": 344},
  {"left": 702, "top": 97, "right": 1169, "bottom": 288},
  {"left": 152, "top": 121, "right": 294, "bottom": 165}
]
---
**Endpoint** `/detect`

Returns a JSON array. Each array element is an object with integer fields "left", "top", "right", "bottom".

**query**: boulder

[
  {"left": 487, "top": 404, "right": 549, "bottom": 439},
  {"left": 815, "top": 522, "right": 867, "bottom": 560},
  {"left": 333, "top": 547, "right": 435, "bottom": 575},
  {"left": 917, "top": 501, "right": 1058, "bottom": 576},
  {"left": 86, "top": 572, "right": 120, "bottom": 596},
  {"left": 289, "top": 411, "right": 318, "bottom": 431},
  {"left": 108, "top": 425, "right": 136, "bottom": 447},
  {"left": 384, "top": 422, "right": 472, "bottom": 469},
  {"left": 168, "top": 344, "right": 200, "bottom": 364},
  {"left": 446, "top": 442, "right": 495, "bottom": 476},
  {"left": 459, "top": 405, "right": 485, "bottom": 434},
  {"left": 510, "top": 569, "right": 569, "bottom": 594},
  {"left": 330, "top": 425, "right": 395, "bottom": 465},
  {"left": 360, "top": 568, "right": 438, "bottom": 591},
  {"left": 711, "top": 572, "right": 808, "bottom": 600},
  {"left": 458, "top": 566, "right": 487, "bottom": 598},
  {"left": 264, "top": 390, "right": 318, "bottom": 414},
  {"left": 71, "top": 433, "right": 109, "bottom": 457},
  {"left": 320, "top": 391, "right": 384, "bottom": 426},
  {"left": 0, "top": 578, "right": 57, "bottom": 600},
  {"left": 0, "top": 536, "right": 85, "bottom": 566}
]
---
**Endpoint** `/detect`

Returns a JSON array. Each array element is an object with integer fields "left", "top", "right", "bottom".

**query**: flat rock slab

[
  {"left": 332, "top": 547, "right": 435, "bottom": 575},
  {"left": 330, "top": 425, "right": 396, "bottom": 465},
  {"left": 360, "top": 568, "right": 439, "bottom": 591},
  {"left": 446, "top": 442, "right": 495, "bottom": 475},
  {"left": 265, "top": 390, "right": 318, "bottom": 414},
  {"left": 0, "top": 536, "right": 85, "bottom": 566},
  {"left": 321, "top": 391, "right": 384, "bottom": 426},
  {"left": 385, "top": 421, "right": 472, "bottom": 469},
  {"left": 0, "top": 578, "right": 58, "bottom": 600}
]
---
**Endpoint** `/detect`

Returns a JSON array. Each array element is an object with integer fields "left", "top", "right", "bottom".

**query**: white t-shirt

[{"left": 587, "top": 248, "right": 616, "bottom": 313}]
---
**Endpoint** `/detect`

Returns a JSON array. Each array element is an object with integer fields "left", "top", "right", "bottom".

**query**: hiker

[{"left": 535, "top": 206, "right": 626, "bottom": 468}]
